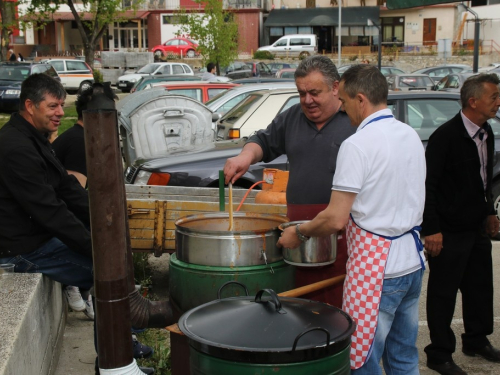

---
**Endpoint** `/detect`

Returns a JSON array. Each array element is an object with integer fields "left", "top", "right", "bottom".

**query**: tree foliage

[
  {"left": 0, "top": 0, "right": 18, "bottom": 61},
  {"left": 20, "top": 0, "right": 138, "bottom": 68},
  {"left": 176, "top": 0, "right": 239, "bottom": 75}
]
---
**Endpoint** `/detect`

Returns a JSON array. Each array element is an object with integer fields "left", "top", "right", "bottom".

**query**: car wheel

[
  {"left": 299, "top": 52, "right": 310, "bottom": 59},
  {"left": 187, "top": 50, "right": 195, "bottom": 58},
  {"left": 79, "top": 80, "right": 93, "bottom": 93},
  {"left": 154, "top": 50, "right": 164, "bottom": 58},
  {"left": 493, "top": 179, "right": 500, "bottom": 240}
]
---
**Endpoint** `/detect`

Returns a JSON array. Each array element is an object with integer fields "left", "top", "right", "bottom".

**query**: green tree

[
  {"left": 176, "top": 0, "right": 239, "bottom": 75},
  {"left": 20, "top": 0, "right": 140, "bottom": 68},
  {"left": 0, "top": 0, "right": 17, "bottom": 61}
]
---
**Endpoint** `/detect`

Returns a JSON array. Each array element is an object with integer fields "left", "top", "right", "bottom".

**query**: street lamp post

[
  {"left": 458, "top": 2, "right": 480, "bottom": 73},
  {"left": 338, "top": 1, "right": 342, "bottom": 68},
  {"left": 367, "top": 18, "right": 382, "bottom": 71}
]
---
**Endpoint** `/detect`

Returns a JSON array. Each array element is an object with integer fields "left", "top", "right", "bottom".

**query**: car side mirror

[{"left": 212, "top": 112, "right": 222, "bottom": 122}]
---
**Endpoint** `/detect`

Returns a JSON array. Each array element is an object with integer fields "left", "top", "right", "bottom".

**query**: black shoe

[
  {"left": 139, "top": 366, "right": 155, "bottom": 375},
  {"left": 132, "top": 334, "right": 154, "bottom": 359},
  {"left": 427, "top": 360, "right": 467, "bottom": 375},
  {"left": 463, "top": 344, "right": 500, "bottom": 362}
]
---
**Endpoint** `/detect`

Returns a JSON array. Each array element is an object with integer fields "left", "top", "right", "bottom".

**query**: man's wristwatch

[{"left": 295, "top": 224, "right": 310, "bottom": 242}]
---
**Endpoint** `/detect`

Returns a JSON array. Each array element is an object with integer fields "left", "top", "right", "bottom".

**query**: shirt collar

[
  {"left": 358, "top": 108, "right": 394, "bottom": 132},
  {"left": 461, "top": 110, "right": 484, "bottom": 139}
]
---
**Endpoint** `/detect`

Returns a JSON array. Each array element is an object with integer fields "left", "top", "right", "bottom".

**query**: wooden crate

[{"left": 126, "top": 185, "right": 287, "bottom": 256}]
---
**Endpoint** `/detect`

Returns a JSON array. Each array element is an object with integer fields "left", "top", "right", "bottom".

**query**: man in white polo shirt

[{"left": 279, "top": 64, "right": 426, "bottom": 374}]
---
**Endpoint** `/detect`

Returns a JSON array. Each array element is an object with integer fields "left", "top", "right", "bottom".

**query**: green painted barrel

[
  {"left": 189, "top": 344, "right": 352, "bottom": 375},
  {"left": 169, "top": 254, "right": 295, "bottom": 312}
]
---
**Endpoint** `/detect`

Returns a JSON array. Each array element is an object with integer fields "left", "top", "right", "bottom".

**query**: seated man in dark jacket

[{"left": 0, "top": 73, "right": 93, "bottom": 289}]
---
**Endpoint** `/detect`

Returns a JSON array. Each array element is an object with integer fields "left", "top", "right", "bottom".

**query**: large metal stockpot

[
  {"left": 175, "top": 212, "right": 288, "bottom": 267},
  {"left": 178, "top": 289, "right": 355, "bottom": 375}
]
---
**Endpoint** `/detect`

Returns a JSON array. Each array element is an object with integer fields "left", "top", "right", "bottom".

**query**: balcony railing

[{"left": 125, "top": 0, "right": 265, "bottom": 10}]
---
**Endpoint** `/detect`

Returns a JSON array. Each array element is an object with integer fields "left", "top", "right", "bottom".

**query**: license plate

[{"left": 118, "top": 83, "right": 127, "bottom": 87}]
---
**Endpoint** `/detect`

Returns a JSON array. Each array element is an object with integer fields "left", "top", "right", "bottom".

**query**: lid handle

[
  {"left": 217, "top": 281, "right": 250, "bottom": 299},
  {"left": 254, "top": 289, "right": 285, "bottom": 314},
  {"left": 292, "top": 327, "right": 331, "bottom": 352}
]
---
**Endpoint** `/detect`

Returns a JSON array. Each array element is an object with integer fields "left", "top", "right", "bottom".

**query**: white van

[{"left": 257, "top": 34, "right": 318, "bottom": 58}]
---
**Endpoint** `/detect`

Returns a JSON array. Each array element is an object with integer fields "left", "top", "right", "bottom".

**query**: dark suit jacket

[
  {"left": 422, "top": 112, "right": 495, "bottom": 235},
  {"left": 0, "top": 113, "right": 91, "bottom": 257}
]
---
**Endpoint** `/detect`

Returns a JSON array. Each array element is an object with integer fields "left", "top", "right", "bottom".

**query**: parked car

[
  {"left": 130, "top": 75, "right": 203, "bottom": 93},
  {"left": 205, "top": 82, "right": 297, "bottom": 117},
  {"left": 275, "top": 68, "right": 296, "bottom": 79},
  {"left": 151, "top": 81, "right": 240, "bottom": 103},
  {"left": 380, "top": 66, "right": 406, "bottom": 76},
  {"left": 117, "top": 62, "right": 194, "bottom": 92},
  {"left": 220, "top": 61, "right": 252, "bottom": 76},
  {"left": 338, "top": 64, "right": 405, "bottom": 77},
  {"left": 151, "top": 37, "right": 199, "bottom": 58},
  {"left": 224, "top": 62, "right": 274, "bottom": 80},
  {"left": 216, "top": 88, "right": 300, "bottom": 140},
  {"left": 0, "top": 62, "right": 60, "bottom": 113},
  {"left": 256, "top": 34, "right": 318, "bottom": 58},
  {"left": 267, "top": 62, "right": 298, "bottom": 74},
  {"left": 124, "top": 92, "right": 500, "bottom": 191},
  {"left": 386, "top": 74, "right": 435, "bottom": 91},
  {"left": 231, "top": 77, "right": 295, "bottom": 84},
  {"left": 412, "top": 64, "right": 472, "bottom": 83},
  {"left": 40, "top": 58, "right": 94, "bottom": 94},
  {"left": 433, "top": 73, "right": 477, "bottom": 93}
]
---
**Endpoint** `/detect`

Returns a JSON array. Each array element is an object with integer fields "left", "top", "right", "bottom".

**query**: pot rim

[{"left": 175, "top": 212, "right": 289, "bottom": 235}]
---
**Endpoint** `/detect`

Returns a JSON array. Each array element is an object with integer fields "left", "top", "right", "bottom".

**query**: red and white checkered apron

[{"left": 342, "top": 217, "right": 392, "bottom": 369}]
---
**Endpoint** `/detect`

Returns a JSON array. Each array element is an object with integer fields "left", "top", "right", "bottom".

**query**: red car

[{"left": 151, "top": 37, "right": 199, "bottom": 58}]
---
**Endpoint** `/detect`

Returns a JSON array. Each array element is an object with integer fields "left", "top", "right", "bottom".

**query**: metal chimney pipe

[
  {"left": 84, "top": 86, "right": 174, "bottom": 371},
  {"left": 84, "top": 105, "right": 133, "bottom": 370}
]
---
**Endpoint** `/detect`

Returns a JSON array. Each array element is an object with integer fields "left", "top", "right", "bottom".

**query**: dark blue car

[{"left": 0, "top": 62, "right": 60, "bottom": 113}]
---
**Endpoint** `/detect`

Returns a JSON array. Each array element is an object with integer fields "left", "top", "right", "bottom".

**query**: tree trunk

[
  {"left": 84, "top": 44, "right": 96, "bottom": 69},
  {"left": 0, "top": 0, "right": 16, "bottom": 61}
]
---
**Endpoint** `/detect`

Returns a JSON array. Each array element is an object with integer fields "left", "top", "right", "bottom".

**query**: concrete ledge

[{"left": 0, "top": 274, "right": 66, "bottom": 375}]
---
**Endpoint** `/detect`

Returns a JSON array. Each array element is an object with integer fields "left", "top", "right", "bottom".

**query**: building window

[
  {"left": 163, "top": 15, "right": 180, "bottom": 24},
  {"left": 381, "top": 17, "right": 404, "bottom": 44}
]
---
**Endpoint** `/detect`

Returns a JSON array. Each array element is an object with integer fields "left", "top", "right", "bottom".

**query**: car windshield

[
  {"left": 137, "top": 64, "right": 160, "bottom": 74},
  {"left": 397, "top": 76, "right": 433, "bottom": 87},
  {"left": 0, "top": 65, "right": 29, "bottom": 81},
  {"left": 132, "top": 77, "right": 145, "bottom": 90},
  {"left": 219, "top": 93, "right": 264, "bottom": 126}
]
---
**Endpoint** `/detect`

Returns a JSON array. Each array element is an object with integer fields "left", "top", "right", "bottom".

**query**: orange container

[{"left": 255, "top": 168, "right": 288, "bottom": 205}]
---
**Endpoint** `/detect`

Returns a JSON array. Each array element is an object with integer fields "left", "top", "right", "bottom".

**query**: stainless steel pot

[
  {"left": 175, "top": 212, "right": 289, "bottom": 267},
  {"left": 280, "top": 221, "right": 337, "bottom": 267}
]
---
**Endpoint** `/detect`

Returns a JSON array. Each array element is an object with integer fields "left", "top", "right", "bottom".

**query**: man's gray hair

[
  {"left": 294, "top": 55, "right": 340, "bottom": 87},
  {"left": 461, "top": 73, "right": 500, "bottom": 108},
  {"left": 340, "top": 64, "right": 388, "bottom": 106}
]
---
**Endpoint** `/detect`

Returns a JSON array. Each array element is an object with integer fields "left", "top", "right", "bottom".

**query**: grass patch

[
  {"left": 133, "top": 253, "right": 172, "bottom": 374},
  {"left": 136, "top": 329, "right": 172, "bottom": 374}
]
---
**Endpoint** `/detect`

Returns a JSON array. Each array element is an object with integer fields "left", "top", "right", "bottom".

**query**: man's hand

[
  {"left": 486, "top": 215, "right": 500, "bottom": 238},
  {"left": 424, "top": 233, "right": 443, "bottom": 257},
  {"left": 277, "top": 225, "right": 302, "bottom": 249},
  {"left": 223, "top": 155, "right": 252, "bottom": 185},
  {"left": 223, "top": 144, "right": 263, "bottom": 185}
]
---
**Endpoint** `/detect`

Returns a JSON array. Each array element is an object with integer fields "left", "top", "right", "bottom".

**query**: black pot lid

[{"left": 178, "top": 289, "right": 356, "bottom": 364}]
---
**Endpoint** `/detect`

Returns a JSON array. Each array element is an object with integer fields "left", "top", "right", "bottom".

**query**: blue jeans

[
  {"left": 0, "top": 237, "right": 93, "bottom": 290},
  {"left": 352, "top": 269, "right": 423, "bottom": 375}
]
